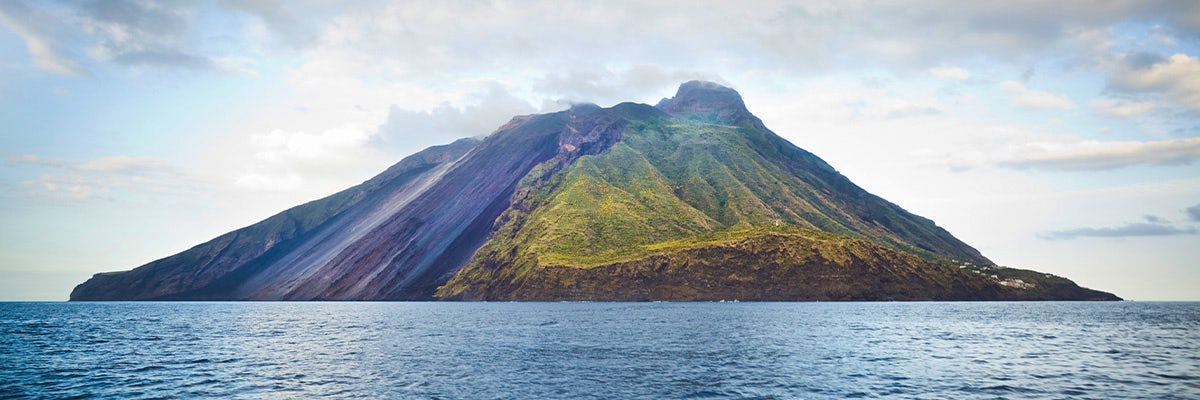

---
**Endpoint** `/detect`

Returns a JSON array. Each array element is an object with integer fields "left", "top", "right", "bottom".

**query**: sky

[{"left": 1, "top": 0, "right": 1198, "bottom": 301}]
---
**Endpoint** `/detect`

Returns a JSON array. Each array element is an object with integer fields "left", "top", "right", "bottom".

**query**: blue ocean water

[{"left": 1, "top": 302, "right": 1196, "bottom": 399}]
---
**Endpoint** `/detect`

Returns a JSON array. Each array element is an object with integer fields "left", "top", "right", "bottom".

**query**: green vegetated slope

[
  {"left": 438, "top": 111, "right": 1112, "bottom": 300},
  {"left": 533, "top": 117, "right": 863, "bottom": 266}
]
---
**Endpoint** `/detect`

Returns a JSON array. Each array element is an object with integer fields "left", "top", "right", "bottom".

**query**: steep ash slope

[
  {"left": 71, "top": 104, "right": 634, "bottom": 300},
  {"left": 71, "top": 138, "right": 480, "bottom": 300}
]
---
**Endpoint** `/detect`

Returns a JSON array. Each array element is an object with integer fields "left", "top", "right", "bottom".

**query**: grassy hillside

[
  {"left": 439, "top": 223, "right": 1117, "bottom": 301},
  {"left": 438, "top": 111, "right": 1007, "bottom": 299}
]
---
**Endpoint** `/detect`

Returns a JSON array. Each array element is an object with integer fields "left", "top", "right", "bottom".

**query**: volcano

[{"left": 71, "top": 81, "right": 1119, "bottom": 301}]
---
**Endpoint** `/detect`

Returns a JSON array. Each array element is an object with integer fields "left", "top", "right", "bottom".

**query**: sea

[{"left": 1, "top": 302, "right": 1196, "bottom": 399}]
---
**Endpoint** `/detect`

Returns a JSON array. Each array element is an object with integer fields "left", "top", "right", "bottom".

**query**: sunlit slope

[{"left": 439, "top": 82, "right": 1114, "bottom": 300}]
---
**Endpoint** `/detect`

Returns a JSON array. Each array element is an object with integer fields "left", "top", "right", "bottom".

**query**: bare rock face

[
  {"left": 71, "top": 82, "right": 1120, "bottom": 301},
  {"left": 657, "top": 80, "right": 751, "bottom": 123}
]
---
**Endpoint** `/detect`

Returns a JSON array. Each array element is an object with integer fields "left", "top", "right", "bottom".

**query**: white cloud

[
  {"left": 6, "top": 154, "right": 65, "bottom": 168},
  {"left": 375, "top": 83, "right": 536, "bottom": 152},
  {"left": 78, "top": 156, "right": 168, "bottom": 173},
  {"left": 0, "top": 0, "right": 265, "bottom": 75},
  {"left": 1040, "top": 221, "right": 1197, "bottom": 240},
  {"left": 25, "top": 174, "right": 100, "bottom": 201},
  {"left": 8, "top": 154, "right": 176, "bottom": 175},
  {"left": 227, "top": 81, "right": 534, "bottom": 192},
  {"left": 0, "top": 1, "right": 87, "bottom": 75},
  {"left": 6, "top": 1, "right": 1200, "bottom": 81},
  {"left": 233, "top": 125, "right": 374, "bottom": 191},
  {"left": 996, "top": 137, "right": 1200, "bottom": 171},
  {"left": 217, "top": 0, "right": 320, "bottom": 50},
  {"left": 250, "top": 126, "right": 371, "bottom": 164},
  {"left": 535, "top": 65, "right": 722, "bottom": 104},
  {"left": 1091, "top": 97, "right": 1154, "bottom": 117},
  {"left": 234, "top": 171, "right": 303, "bottom": 192},
  {"left": 74, "top": 0, "right": 221, "bottom": 72},
  {"left": 1001, "top": 81, "right": 1076, "bottom": 110},
  {"left": 1109, "top": 53, "right": 1200, "bottom": 112},
  {"left": 746, "top": 78, "right": 954, "bottom": 125},
  {"left": 7, "top": 154, "right": 191, "bottom": 202},
  {"left": 928, "top": 66, "right": 971, "bottom": 81},
  {"left": 863, "top": 99, "right": 944, "bottom": 120}
]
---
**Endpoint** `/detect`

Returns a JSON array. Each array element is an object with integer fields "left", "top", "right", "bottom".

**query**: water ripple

[{"left": 0, "top": 301, "right": 1197, "bottom": 399}]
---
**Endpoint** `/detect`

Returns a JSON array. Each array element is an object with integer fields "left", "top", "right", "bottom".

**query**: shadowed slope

[
  {"left": 71, "top": 138, "right": 480, "bottom": 300},
  {"left": 70, "top": 104, "right": 638, "bottom": 301}
]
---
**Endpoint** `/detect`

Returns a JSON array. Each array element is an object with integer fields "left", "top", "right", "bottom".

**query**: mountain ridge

[{"left": 71, "top": 81, "right": 1119, "bottom": 301}]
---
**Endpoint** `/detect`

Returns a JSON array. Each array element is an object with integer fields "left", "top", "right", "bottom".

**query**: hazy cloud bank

[
  {"left": 996, "top": 137, "right": 1200, "bottom": 171},
  {"left": 1040, "top": 221, "right": 1197, "bottom": 240},
  {"left": 4, "top": 154, "right": 190, "bottom": 202}
]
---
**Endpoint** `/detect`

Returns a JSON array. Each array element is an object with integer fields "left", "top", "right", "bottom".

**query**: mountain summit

[
  {"left": 658, "top": 80, "right": 749, "bottom": 119},
  {"left": 71, "top": 82, "right": 1119, "bottom": 301}
]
